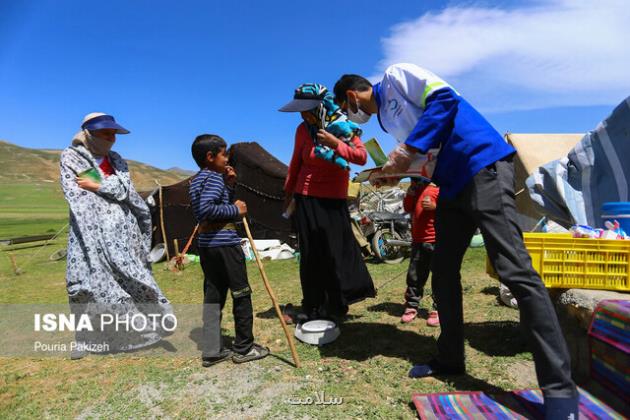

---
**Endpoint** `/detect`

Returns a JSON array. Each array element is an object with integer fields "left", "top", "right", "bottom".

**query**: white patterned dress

[{"left": 60, "top": 145, "right": 173, "bottom": 351}]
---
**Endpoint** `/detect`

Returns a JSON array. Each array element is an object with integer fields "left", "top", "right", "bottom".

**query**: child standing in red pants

[{"left": 401, "top": 180, "right": 440, "bottom": 327}]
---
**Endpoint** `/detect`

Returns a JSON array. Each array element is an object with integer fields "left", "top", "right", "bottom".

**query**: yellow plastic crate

[{"left": 486, "top": 233, "right": 630, "bottom": 291}]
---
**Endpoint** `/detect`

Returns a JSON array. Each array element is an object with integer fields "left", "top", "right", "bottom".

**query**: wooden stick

[
  {"left": 242, "top": 217, "right": 301, "bottom": 368},
  {"left": 171, "top": 224, "right": 199, "bottom": 272},
  {"left": 172, "top": 238, "right": 182, "bottom": 271},
  {"left": 8, "top": 253, "right": 20, "bottom": 275},
  {"left": 180, "top": 224, "right": 199, "bottom": 256},
  {"left": 158, "top": 185, "right": 171, "bottom": 262}
]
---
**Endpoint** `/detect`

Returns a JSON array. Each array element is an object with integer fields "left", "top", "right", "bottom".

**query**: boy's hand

[
  {"left": 76, "top": 177, "right": 100, "bottom": 192},
  {"left": 235, "top": 200, "right": 247, "bottom": 216},
  {"left": 316, "top": 129, "right": 340, "bottom": 149},
  {"left": 225, "top": 166, "right": 237, "bottom": 187},
  {"left": 421, "top": 195, "right": 436, "bottom": 210}
]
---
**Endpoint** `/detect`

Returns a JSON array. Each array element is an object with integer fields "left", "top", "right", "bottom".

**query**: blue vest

[{"left": 374, "top": 64, "right": 515, "bottom": 198}]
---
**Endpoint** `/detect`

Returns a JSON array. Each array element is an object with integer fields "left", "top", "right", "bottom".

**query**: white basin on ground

[{"left": 294, "top": 319, "right": 340, "bottom": 346}]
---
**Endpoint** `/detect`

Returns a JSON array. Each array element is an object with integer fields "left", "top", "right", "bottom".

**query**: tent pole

[
  {"left": 242, "top": 217, "right": 301, "bottom": 368},
  {"left": 158, "top": 185, "right": 170, "bottom": 262}
]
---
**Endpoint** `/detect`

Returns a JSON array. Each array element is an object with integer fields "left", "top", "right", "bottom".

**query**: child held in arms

[{"left": 189, "top": 134, "right": 269, "bottom": 367}]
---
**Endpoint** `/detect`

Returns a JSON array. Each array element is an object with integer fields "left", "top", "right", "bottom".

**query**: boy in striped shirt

[{"left": 190, "top": 134, "right": 269, "bottom": 367}]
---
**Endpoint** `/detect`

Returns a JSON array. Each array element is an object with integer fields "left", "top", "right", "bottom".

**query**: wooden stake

[
  {"left": 242, "top": 217, "right": 301, "bottom": 368},
  {"left": 158, "top": 185, "right": 170, "bottom": 261},
  {"left": 8, "top": 253, "right": 20, "bottom": 275},
  {"left": 173, "top": 239, "right": 180, "bottom": 257}
]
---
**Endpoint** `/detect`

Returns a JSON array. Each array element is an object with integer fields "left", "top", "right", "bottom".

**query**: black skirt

[{"left": 293, "top": 194, "right": 376, "bottom": 316}]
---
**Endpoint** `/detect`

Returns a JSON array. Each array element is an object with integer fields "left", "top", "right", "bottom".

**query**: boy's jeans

[{"left": 199, "top": 245, "right": 254, "bottom": 356}]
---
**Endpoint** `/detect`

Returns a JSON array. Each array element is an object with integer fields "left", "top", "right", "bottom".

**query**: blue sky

[{"left": 1, "top": 0, "right": 627, "bottom": 171}]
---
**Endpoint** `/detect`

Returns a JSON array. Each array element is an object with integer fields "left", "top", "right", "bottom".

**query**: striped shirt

[{"left": 189, "top": 169, "right": 241, "bottom": 248}]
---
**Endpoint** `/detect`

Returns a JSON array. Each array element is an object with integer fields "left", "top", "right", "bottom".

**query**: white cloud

[{"left": 375, "top": 0, "right": 630, "bottom": 112}]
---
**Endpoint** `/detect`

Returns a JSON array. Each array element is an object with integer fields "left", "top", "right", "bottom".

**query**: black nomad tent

[
  {"left": 229, "top": 142, "right": 294, "bottom": 246},
  {"left": 142, "top": 142, "right": 294, "bottom": 258}
]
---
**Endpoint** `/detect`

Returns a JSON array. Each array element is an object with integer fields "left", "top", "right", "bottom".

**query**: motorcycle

[{"left": 356, "top": 210, "right": 412, "bottom": 264}]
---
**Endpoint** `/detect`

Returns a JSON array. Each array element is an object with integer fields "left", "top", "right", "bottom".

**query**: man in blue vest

[{"left": 334, "top": 63, "right": 578, "bottom": 419}]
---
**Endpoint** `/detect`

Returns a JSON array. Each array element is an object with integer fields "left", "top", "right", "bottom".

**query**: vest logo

[{"left": 387, "top": 99, "right": 403, "bottom": 118}]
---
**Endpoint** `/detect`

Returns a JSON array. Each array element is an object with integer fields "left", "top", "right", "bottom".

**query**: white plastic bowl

[
  {"left": 294, "top": 319, "right": 340, "bottom": 346},
  {"left": 49, "top": 248, "right": 67, "bottom": 261},
  {"left": 148, "top": 243, "right": 166, "bottom": 263}
]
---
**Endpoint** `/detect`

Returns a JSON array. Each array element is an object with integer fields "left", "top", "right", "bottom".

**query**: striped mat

[
  {"left": 412, "top": 387, "right": 623, "bottom": 419},
  {"left": 588, "top": 299, "right": 630, "bottom": 405}
]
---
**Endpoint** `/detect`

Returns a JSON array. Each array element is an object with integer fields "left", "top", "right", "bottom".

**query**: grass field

[
  {"left": 0, "top": 183, "right": 68, "bottom": 239},
  {"left": 0, "top": 232, "right": 537, "bottom": 418}
]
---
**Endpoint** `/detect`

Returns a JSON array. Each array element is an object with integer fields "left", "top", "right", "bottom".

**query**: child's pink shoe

[
  {"left": 426, "top": 311, "right": 440, "bottom": 327},
  {"left": 401, "top": 308, "right": 418, "bottom": 323}
]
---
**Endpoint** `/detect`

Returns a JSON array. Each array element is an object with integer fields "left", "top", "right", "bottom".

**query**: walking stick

[{"left": 242, "top": 217, "right": 301, "bottom": 368}]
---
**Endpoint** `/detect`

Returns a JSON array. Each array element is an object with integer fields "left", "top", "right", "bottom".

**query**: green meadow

[
  {"left": 0, "top": 188, "right": 535, "bottom": 418},
  {"left": 0, "top": 183, "right": 68, "bottom": 239}
]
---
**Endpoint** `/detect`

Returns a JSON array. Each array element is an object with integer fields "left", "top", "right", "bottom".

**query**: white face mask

[
  {"left": 86, "top": 130, "right": 115, "bottom": 156},
  {"left": 347, "top": 97, "right": 371, "bottom": 124}
]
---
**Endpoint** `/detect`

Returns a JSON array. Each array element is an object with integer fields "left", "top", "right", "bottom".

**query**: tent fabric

[
  {"left": 141, "top": 142, "right": 295, "bottom": 256},
  {"left": 506, "top": 133, "right": 581, "bottom": 230},
  {"left": 507, "top": 133, "right": 583, "bottom": 176},
  {"left": 526, "top": 97, "right": 630, "bottom": 228},
  {"left": 146, "top": 177, "right": 198, "bottom": 258},
  {"left": 229, "top": 142, "right": 295, "bottom": 247}
]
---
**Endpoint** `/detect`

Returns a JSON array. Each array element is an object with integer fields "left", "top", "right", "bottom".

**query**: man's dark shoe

[
  {"left": 202, "top": 348, "right": 232, "bottom": 367},
  {"left": 544, "top": 396, "right": 579, "bottom": 419},
  {"left": 409, "top": 359, "right": 465, "bottom": 378},
  {"left": 232, "top": 343, "right": 269, "bottom": 364}
]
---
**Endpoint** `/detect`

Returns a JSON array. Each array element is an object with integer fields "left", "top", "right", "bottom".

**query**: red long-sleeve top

[
  {"left": 98, "top": 156, "right": 115, "bottom": 176},
  {"left": 403, "top": 184, "right": 440, "bottom": 244},
  {"left": 284, "top": 123, "right": 367, "bottom": 200}
]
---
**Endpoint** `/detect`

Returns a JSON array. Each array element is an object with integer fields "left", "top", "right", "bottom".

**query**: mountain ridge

[{"left": 0, "top": 140, "right": 188, "bottom": 190}]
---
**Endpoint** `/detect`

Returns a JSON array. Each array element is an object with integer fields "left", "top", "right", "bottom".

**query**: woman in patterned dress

[{"left": 60, "top": 112, "right": 172, "bottom": 358}]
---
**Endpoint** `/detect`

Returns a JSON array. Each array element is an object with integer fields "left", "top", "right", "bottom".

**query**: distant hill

[
  {"left": 0, "top": 140, "right": 188, "bottom": 190},
  {"left": 167, "top": 167, "right": 197, "bottom": 177}
]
